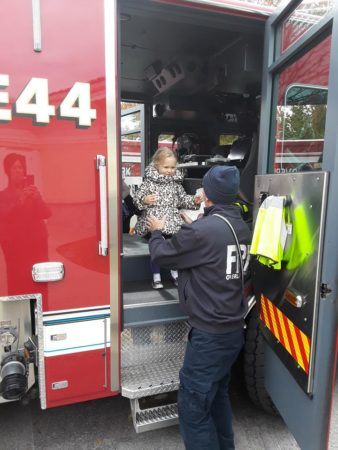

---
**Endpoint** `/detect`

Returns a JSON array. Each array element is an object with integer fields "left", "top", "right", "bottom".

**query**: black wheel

[{"left": 244, "top": 304, "right": 277, "bottom": 414}]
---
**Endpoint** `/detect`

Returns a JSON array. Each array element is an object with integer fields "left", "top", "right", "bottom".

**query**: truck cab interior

[
  {"left": 119, "top": 0, "right": 265, "bottom": 201},
  {"left": 119, "top": 0, "right": 265, "bottom": 318},
  {"left": 118, "top": 1, "right": 270, "bottom": 426},
  {"left": 119, "top": 3, "right": 265, "bottom": 233}
]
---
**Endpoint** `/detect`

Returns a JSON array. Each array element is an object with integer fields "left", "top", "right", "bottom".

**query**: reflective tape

[{"left": 260, "top": 294, "right": 311, "bottom": 374}]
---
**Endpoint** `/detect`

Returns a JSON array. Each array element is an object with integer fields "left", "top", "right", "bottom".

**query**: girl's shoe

[
  {"left": 170, "top": 270, "right": 178, "bottom": 287},
  {"left": 152, "top": 280, "right": 164, "bottom": 289}
]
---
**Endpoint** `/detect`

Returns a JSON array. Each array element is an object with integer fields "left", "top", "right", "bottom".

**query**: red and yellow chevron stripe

[{"left": 260, "top": 294, "right": 311, "bottom": 374}]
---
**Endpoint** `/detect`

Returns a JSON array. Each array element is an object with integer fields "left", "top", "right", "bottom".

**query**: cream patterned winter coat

[{"left": 134, "top": 164, "right": 198, "bottom": 236}]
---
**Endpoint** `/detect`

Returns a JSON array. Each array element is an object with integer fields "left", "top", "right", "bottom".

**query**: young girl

[{"left": 134, "top": 147, "right": 201, "bottom": 289}]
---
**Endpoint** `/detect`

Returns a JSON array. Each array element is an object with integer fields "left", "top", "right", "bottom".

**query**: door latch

[
  {"left": 259, "top": 191, "right": 269, "bottom": 206},
  {"left": 320, "top": 283, "right": 332, "bottom": 298}
]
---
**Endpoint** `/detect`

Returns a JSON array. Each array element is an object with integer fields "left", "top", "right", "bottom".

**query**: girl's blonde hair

[{"left": 151, "top": 147, "right": 177, "bottom": 168}]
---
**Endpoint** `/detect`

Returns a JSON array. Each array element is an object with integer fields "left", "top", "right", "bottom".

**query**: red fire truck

[{"left": 0, "top": 1, "right": 337, "bottom": 448}]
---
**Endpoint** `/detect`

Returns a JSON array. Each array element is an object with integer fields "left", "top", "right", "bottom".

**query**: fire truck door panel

[
  {"left": 0, "top": 0, "right": 121, "bottom": 399},
  {"left": 258, "top": 2, "right": 338, "bottom": 448},
  {"left": 0, "top": 0, "right": 110, "bottom": 311},
  {"left": 43, "top": 312, "right": 110, "bottom": 357},
  {"left": 45, "top": 349, "right": 112, "bottom": 408},
  {"left": 253, "top": 172, "right": 328, "bottom": 393},
  {"left": 43, "top": 307, "right": 111, "bottom": 406},
  {"left": 41, "top": 309, "right": 113, "bottom": 406}
]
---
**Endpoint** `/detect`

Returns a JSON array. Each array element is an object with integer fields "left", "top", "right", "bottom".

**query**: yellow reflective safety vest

[
  {"left": 250, "top": 196, "right": 286, "bottom": 269},
  {"left": 250, "top": 196, "right": 313, "bottom": 270},
  {"left": 284, "top": 204, "right": 314, "bottom": 270}
]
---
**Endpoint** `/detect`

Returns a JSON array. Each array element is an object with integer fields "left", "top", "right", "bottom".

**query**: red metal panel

[
  {"left": 45, "top": 350, "right": 117, "bottom": 408},
  {"left": 0, "top": 0, "right": 110, "bottom": 311},
  {"left": 277, "top": 35, "right": 331, "bottom": 105}
]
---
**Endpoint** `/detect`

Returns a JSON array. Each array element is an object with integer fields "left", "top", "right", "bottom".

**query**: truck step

[
  {"left": 130, "top": 397, "right": 178, "bottom": 433},
  {"left": 123, "top": 282, "right": 186, "bottom": 334},
  {"left": 122, "top": 234, "right": 150, "bottom": 282},
  {"left": 122, "top": 358, "right": 182, "bottom": 398},
  {"left": 121, "top": 322, "right": 188, "bottom": 398}
]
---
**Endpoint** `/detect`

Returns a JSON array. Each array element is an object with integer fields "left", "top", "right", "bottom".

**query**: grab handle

[{"left": 96, "top": 155, "right": 108, "bottom": 256}]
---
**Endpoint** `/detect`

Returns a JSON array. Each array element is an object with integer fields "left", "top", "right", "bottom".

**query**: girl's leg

[
  {"left": 150, "top": 260, "right": 163, "bottom": 289},
  {"left": 161, "top": 234, "right": 178, "bottom": 287}
]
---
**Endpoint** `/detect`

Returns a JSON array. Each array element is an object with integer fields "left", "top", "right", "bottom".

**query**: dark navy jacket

[{"left": 149, "top": 204, "right": 251, "bottom": 334}]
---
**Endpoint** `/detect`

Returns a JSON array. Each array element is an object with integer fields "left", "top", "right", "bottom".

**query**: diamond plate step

[
  {"left": 131, "top": 397, "right": 178, "bottom": 433},
  {"left": 121, "top": 322, "right": 188, "bottom": 399},
  {"left": 121, "top": 358, "right": 182, "bottom": 398}
]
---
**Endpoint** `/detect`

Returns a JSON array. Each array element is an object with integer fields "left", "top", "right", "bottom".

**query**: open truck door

[{"left": 255, "top": 1, "right": 338, "bottom": 449}]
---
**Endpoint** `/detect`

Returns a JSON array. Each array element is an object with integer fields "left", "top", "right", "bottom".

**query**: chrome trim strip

[
  {"left": 244, "top": 295, "right": 256, "bottom": 319},
  {"left": 104, "top": 0, "right": 120, "bottom": 393},
  {"left": 0, "top": 294, "right": 46, "bottom": 409},
  {"left": 103, "top": 318, "right": 108, "bottom": 388},
  {"left": 32, "top": 0, "right": 42, "bottom": 52},
  {"left": 43, "top": 314, "right": 110, "bottom": 325},
  {"left": 43, "top": 305, "right": 110, "bottom": 316},
  {"left": 35, "top": 294, "right": 46, "bottom": 409},
  {"left": 44, "top": 343, "right": 111, "bottom": 355},
  {"left": 308, "top": 171, "right": 329, "bottom": 393},
  {"left": 123, "top": 300, "right": 180, "bottom": 309}
]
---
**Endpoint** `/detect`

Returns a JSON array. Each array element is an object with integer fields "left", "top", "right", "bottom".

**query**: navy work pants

[{"left": 178, "top": 327, "right": 244, "bottom": 450}]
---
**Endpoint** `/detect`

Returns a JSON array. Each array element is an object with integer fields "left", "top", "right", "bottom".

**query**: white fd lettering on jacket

[{"left": 226, "top": 244, "right": 250, "bottom": 280}]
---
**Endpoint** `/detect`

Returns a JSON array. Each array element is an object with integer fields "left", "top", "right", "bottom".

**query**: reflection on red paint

[
  {"left": 0, "top": 0, "right": 109, "bottom": 311},
  {"left": 280, "top": 1, "right": 333, "bottom": 54},
  {"left": 273, "top": 35, "right": 331, "bottom": 173}
]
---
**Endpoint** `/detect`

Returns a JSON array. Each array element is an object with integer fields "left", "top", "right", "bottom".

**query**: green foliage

[
  {"left": 280, "top": 104, "right": 326, "bottom": 140},
  {"left": 158, "top": 134, "right": 175, "bottom": 143}
]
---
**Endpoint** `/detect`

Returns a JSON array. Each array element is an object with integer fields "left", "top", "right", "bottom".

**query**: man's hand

[
  {"left": 143, "top": 194, "right": 158, "bottom": 205},
  {"left": 146, "top": 215, "right": 165, "bottom": 232},
  {"left": 180, "top": 211, "right": 193, "bottom": 224},
  {"left": 194, "top": 189, "right": 204, "bottom": 205}
]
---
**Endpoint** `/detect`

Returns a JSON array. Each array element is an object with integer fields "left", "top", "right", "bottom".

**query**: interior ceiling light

[{"left": 120, "top": 13, "right": 131, "bottom": 22}]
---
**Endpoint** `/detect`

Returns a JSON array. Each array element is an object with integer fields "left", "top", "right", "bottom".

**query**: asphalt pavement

[{"left": 0, "top": 380, "right": 300, "bottom": 450}]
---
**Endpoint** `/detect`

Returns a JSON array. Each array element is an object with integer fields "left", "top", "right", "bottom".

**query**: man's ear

[{"left": 204, "top": 195, "right": 213, "bottom": 207}]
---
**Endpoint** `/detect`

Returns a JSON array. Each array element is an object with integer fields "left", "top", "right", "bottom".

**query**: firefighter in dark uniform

[{"left": 146, "top": 165, "right": 251, "bottom": 450}]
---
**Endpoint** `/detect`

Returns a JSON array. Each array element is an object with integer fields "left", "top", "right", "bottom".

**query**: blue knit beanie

[{"left": 202, "top": 165, "right": 239, "bottom": 204}]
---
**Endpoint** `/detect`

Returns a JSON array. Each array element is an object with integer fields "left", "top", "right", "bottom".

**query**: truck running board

[
  {"left": 121, "top": 321, "right": 188, "bottom": 432},
  {"left": 130, "top": 395, "right": 178, "bottom": 433}
]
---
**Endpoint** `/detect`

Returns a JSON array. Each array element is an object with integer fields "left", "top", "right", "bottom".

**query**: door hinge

[{"left": 320, "top": 283, "right": 332, "bottom": 298}]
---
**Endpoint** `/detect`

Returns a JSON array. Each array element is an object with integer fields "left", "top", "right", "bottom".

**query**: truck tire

[{"left": 244, "top": 304, "right": 277, "bottom": 414}]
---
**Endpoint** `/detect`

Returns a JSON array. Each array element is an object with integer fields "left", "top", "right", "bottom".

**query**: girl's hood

[{"left": 144, "top": 163, "right": 183, "bottom": 183}]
